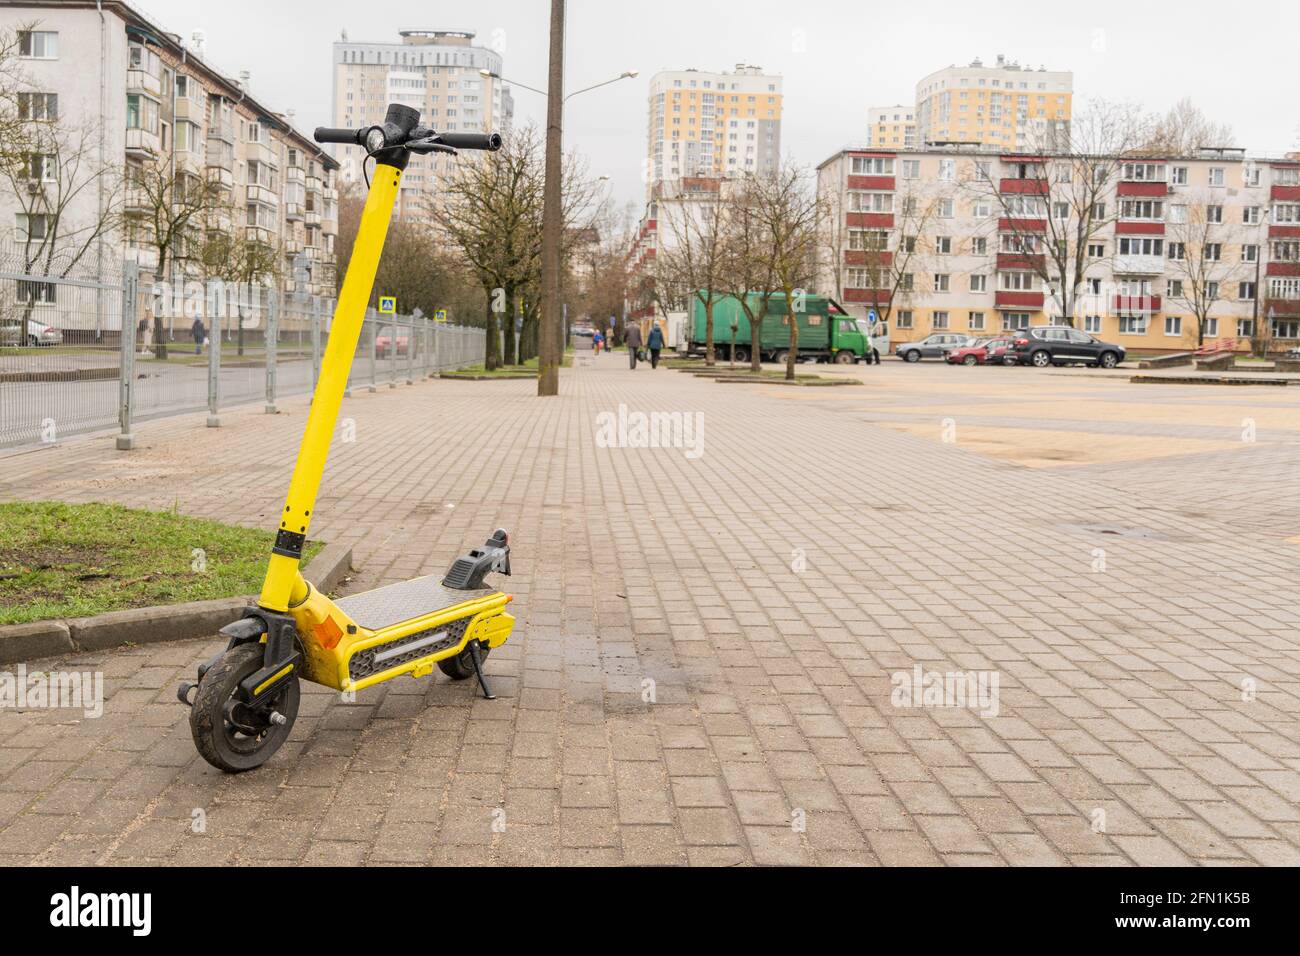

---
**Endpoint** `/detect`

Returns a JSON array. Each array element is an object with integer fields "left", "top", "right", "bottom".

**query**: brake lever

[{"left": 406, "top": 137, "right": 457, "bottom": 156}]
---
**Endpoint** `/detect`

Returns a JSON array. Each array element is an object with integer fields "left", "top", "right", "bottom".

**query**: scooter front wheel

[{"left": 190, "top": 643, "right": 299, "bottom": 773}]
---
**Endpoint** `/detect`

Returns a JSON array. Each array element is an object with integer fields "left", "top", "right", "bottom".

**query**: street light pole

[{"left": 537, "top": 0, "right": 566, "bottom": 397}]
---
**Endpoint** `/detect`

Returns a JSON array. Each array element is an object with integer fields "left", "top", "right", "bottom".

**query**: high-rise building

[
  {"left": 645, "top": 65, "right": 782, "bottom": 195},
  {"left": 867, "top": 105, "right": 916, "bottom": 149},
  {"left": 914, "top": 55, "right": 1072, "bottom": 149},
  {"left": 331, "top": 29, "right": 514, "bottom": 218}
]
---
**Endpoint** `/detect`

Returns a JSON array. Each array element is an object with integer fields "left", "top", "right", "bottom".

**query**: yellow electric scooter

[{"left": 177, "top": 105, "right": 509, "bottom": 772}]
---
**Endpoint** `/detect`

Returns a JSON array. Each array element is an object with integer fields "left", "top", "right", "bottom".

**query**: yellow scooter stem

[{"left": 259, "top": 163, "right": 403, "bottom": 612}]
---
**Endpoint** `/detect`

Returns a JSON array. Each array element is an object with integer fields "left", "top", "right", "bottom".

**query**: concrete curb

[{"left": 0, "top": 541, "right": 353, "bottom": 665}]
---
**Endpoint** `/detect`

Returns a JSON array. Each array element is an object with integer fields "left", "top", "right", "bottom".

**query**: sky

[{"left": 148, "top": 0, "right": 1299, "bottom": 214}]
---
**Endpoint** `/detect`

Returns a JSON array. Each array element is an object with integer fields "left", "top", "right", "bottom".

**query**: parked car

[
  {"left": 945, "top": 336, "right": 1017, "bottom": 366},
  {"left": 1009, "top": 326, "right": 1125, "bottom": 368},
  {"left": 897, "top": 333, "right": 976, "bottom": 363},
  {"left": 0, "top": 318, "right": 63, "bottom": 347},
  {"left": 374, "top": 326, "right": 409, "bottom": 358},
  {"left": 1286, "top": 345, "right": 1300, "bottom": 359}
]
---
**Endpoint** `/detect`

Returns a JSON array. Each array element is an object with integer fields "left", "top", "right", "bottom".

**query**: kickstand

[{"left": 467, "top": 640, "right": 495, "bottom": 700}]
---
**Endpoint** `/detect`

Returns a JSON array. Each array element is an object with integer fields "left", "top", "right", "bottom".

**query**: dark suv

[{"left": 1010, "top": 326, "right": 1125, "bottom": 369}]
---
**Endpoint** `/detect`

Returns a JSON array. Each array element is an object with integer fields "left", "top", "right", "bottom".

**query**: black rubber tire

[
  {"left": 190, "top": 643, "right": 299, "bottom": 773},
  {"left": 1099, "top": 351, "right": 1119, "bottom": 368},
  {"left": 438, "top": 644, "right": 491, "bottom": 680},
  {"left": 834, "top": 350, "right": 855, "bottom": 364},
  {"left": 1030, "top": 350, "right": 1051, "bottom": 368},
  {"left": 1003, "top": 355, "right": 1018, "bottom": 366},
  {"left": 774, "top": 350, "right": 791, "bottom": 365},
  {"left": 733, "top": 347, "right": 749, "bottom": 363},
  {"left": 903, "top": 350, "right": 921, "bottom": 363},
  {"left": 963, "top": 355, "right": 978, "bottom": 366}
]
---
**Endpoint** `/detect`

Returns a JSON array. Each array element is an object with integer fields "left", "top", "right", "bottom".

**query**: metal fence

[{"left": 0, "top": 260, "right": 486, "bottom": 451}]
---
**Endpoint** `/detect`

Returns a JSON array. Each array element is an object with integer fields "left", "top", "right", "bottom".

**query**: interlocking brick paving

[{"left": 1, "top": 358, "right": 1298, "bottom": 865}]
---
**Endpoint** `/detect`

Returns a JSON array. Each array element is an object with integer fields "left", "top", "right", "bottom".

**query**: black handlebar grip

[
  {"left": 313, "top": 127, "right": 362, "bottom": 145},
  {"left": 436, "top": 132, "right": 503, "bottom": 151}
]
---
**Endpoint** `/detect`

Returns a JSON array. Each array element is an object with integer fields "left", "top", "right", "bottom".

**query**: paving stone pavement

[{"left": 1, "top": 357, "right": 1299, "bottom": 866}]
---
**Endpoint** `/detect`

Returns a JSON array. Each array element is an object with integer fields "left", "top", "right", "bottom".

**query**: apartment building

[
  {"left": 867, "top": 105, "right": 916, "bottom": 149},
  {"left": 332, "top": 30, "right": 514, "bottom": 219},
  {"left": 816, "top": 145, "right": 1300, "bottom": 353},
  {"left": 914, "top": 55, "right": 1072, "bottom": 149},
  {"left": 0, "top": 0, "right": 339, "bottom": 332},
  {"left": 646, "top": 65, "right": 782, "bottom": 196}
]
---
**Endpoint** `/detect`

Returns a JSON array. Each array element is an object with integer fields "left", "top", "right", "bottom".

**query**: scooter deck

[{"left": 334, "top": 573, "right": 494, "bottom": 631}]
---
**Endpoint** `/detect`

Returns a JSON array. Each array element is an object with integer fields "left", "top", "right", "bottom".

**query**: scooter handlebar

[
  {"left": 313, "top": 127, "right": 364, "bottom": 146},
  {"left": 435, "top": 132, "right": 503, "bottom": 152}
]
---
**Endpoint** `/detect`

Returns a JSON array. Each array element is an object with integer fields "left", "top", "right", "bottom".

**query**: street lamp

[{"left": 479, "top": 68, "right": 638, "bottom": 103}]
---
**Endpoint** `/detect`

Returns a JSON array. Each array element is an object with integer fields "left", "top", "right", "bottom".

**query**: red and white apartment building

[{"left": 816, "top": 145, "right": 1300, "bottom": 352}]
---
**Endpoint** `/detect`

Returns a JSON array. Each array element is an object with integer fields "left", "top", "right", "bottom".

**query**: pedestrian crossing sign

[
  {"left": 435, "top": 309, "right": 448, "bottom": 322},
  {"left": 379, "top": 296, "right": 396, "bottom": 314}
]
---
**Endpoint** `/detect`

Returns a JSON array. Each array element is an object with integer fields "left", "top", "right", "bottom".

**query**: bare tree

[
  {"left": 1143, "top": 98, "right": 1234, "bottom": 156},
  {"left": 1163, "top": 195, "right": 1254, "bottom": 347},
  {"left": 750, "top": 163, "right": 822, "bottom": 381},
  {"left": 655, "top": 178, "right": 728, "bottom": 366},
  {"left": 717, "top": 177, "right": 780, "bottom": 371},
  {"left": 969, "top": 99, "right": 1153, "bottom": 326}
]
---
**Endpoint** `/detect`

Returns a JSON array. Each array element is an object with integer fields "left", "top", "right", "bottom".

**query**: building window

[
  {"left": 1206, "top": 205, "right": 1223, "bottom": 224},
  {"left": 1119, "top": 315, "right": 1149, "bottom": 334},
  {"left": 851, "top": 156, "right": 893, "bottom": 175},
  {"left": 17, "top": 92, "right": 58, "bottom": 121},
  {"left": 1002, "top": 312, "right": 1030, "bottom": 331},
  {"left": 1118, "top": 237, "right": 1163, "bottom": 256},
  {"left": 969, "top": 274, "right": 986, "bottom": 293},
  {"left": 1243, "top": 206, "right": 1261, "bottom": 225},
  {"left": 1237, "top": 319, "right": 1255, "bottom": 337},
  {"left": 1205, "top": 318, "right": 1219, "bottom": 337},
  {"left": 1084, "top": 315, "right": 1102, "bottom": 333},
  {"left": 1274, "top": 319, "right": 1300, "bottom": 339},
  {"left": 1088, "top": 243, "right": 1105, "bottom": 258},
  {"left": 1171, "top": 166, "right": 1188, "bottom": 185},
  {"left": 1167, "top": 279, "right": 1183, "bottom": 298},
  {"left": 935, "top": 236, "right": 951, "bottom": 255},
  {"left": 16, "top": 280, "right": 56, "bottom": 304},
  {"left": 1203, "top": 243, "right": 1222, "bottom": 261},
  {"left": 896, "top": 309, "right": 913, "bottom": 329},
  {"left": 18, "top": 30, "right": 57, "bottom": 59},
  {"left": 998, "top": 272, "right": 1036, "bottom": 291},
  {"left": 901, "top": 159, "right": 920, "bottom": 179},
  {"left": 1239, "top": 281, "right": 1256, "bottom": 300},
  {"left": 15, "top": 212, "right": 52, "bottom": 241},
  {"left": 970, "top": 237, "right": 987, "bottom": 256},
  {"left": 933, "top": 274, "right": 950, "bottom": 292},
  {"left": 968, "top": 311, "right": 985, "bottom": 330},
  {"left": 932, "top": 310, "right": 949, "bottom": 329},
  {"left": 1208, "top": 167, "right": 1225, "bottom": 186},
  {"left": 1167, "top": 242, "right": 1186, "bottom": 261},
  {"left": 1164, "top": 315, "right": 1182, "bottom": 336}
]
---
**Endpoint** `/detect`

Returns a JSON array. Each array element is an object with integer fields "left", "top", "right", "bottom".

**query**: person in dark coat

[
  {"left": 624, "top": 322, "right": 643, "bottom": 370},
  {"left": 192, "top": 317, "right": 206, "bottom": 355},
  {"left": 647, "top": 322, "right": 665, "bottom": 369}
]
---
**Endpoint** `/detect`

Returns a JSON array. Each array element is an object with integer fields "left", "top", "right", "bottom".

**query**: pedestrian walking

[
  {"left": 624, "top": 321, "right": 643, "bottom": 370},
  {"left": 592, "top": 330, "right": 604, "bottom": 355},
  {"left": 192, "top": 316, "right": 206, "bottom": 355},
  {"left": 647, "top": 322, "right": 664, "bottom": 369}
]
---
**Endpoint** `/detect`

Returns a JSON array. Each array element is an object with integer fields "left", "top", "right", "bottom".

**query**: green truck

[{"left": 685, "top": 293, "right": 889, "bottom": 364}]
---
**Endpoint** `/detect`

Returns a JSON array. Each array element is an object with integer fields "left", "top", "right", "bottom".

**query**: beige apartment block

[
  {"left": 867, "top": 104, "right": 916, "bottom": 149},
  {"left": 331, "top": 29, "right": 513, "bottom": 220},
  {"left": 646, "top": 65, "right": 782, "bottom": 196},
  {"left": 0, "top": 0, "right": 339, "bottom": 337},
  {"left": 915, "top": 55, "right": 1072, "bottom": 149}
]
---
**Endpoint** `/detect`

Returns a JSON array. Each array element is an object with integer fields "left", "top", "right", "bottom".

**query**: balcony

[
  {"left": 124, "top": 246, "right": 159, "bottom": 270},
  {"left": 1113, "top": 254, "right": 1166, "bottom": 275},
  {"left": 999, "top": 178, "right": 1048, "bottom": 195},
  {"left": 305, "top": 209, "right": 321, "bottom": 227},
  {"left": 1114, "top": 293, "right": 1161, "bottom": 314},
  {"left": 305, "top": 174, "right": 323, "bottom": 192},
  {"left": 208, "top": 120, "right": 235, "bottom": 144},
  {"left": 284, "top": 237, "right": 304, "bottom": 255},
  {"left": 205, "top": 165, "right": 233, "bottom": 189},
  {"left": 286, "top": 166, "right": 305, "bottom": 185},
  {"left": 126, "top": 69, "right": 161, "bottom": 97},
  {"left": 246, "top": 225, "right": 274, "bottom": 244},
  {"left": 125, "top": 127, "right": 160, "bottom": 158},
  {"left": 994, "top": 290, "right": 1045, "bottom": 309},
  {"left": 1117, "top": 181, "right": 1168, "bottom": 198},
  {"left": 244, "top": 140, "right": 279, "bottom": 167},
  {"left": 1265, "top": 297, "right": 1300, "bottom": 318},
  {"left": 246, "top": 184, "right": 279, "bottom": 207},
  {"left": 173, "top": 96, "right": 203, "bottom": 122},
  {"left": 285, "top": 202, "right": 304, "bottom": 221},
  {"left": 996, "top": 253, "right": 1044, "bottom": 271}
]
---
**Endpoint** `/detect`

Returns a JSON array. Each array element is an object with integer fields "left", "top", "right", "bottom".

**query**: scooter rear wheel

[
  {"left": 438, "top": 644, "right": 491, "bottom": 680},
  {"left": 190, "top": 643, "right": 299, "bottom": 773}
]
